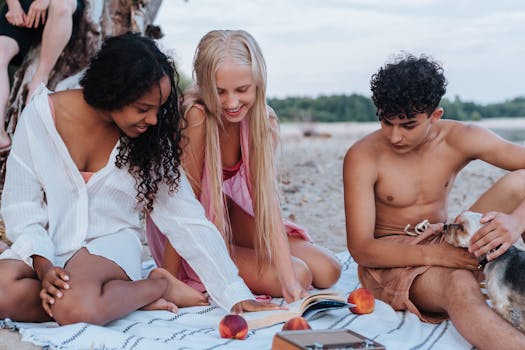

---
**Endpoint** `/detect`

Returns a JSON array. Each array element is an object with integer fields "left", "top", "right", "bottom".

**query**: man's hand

[
  {"left": 5, "top": 1, "right": 26, "bottom": 27},
  {"left": 39, "top": 266, "right": 70, "bottom": 317},
  {"left": 469, "top": 211, "right": 523, "bottom": 261},
  {"left": 230, "top": 299, "right": 286, "bottom": 314},
  {"left": 25, "top": 0, "right": 49, "bottom": 28}
]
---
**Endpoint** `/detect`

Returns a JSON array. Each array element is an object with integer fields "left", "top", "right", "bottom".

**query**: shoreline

[{"left": 280, "top": 117, "right": 525, "bottom": 138}]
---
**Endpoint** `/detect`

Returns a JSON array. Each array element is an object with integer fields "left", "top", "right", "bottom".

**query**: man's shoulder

[
  {"left": 437, "top": 119, "right": 485, "bottom": 146},
  {"left": 347, "top": 130, "right": 383, "bottom": 154},
  {"left": 344, "top": 131, "right": 382, "bottom": 168}
]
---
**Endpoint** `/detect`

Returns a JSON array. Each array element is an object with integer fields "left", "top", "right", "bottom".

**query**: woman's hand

[
  {"left": 281, "top": 279, "right": 309, "bottom": 304},
  {"left": 469, "top": 211, "right": 523, "bottom": 261},
  {"left": 25, "top": 0, "right": 49, "bottom": 28},
  {"left": 39, "top": 266, "right": 70, "bottom": 317},
  {"left": 230, "top": 299, "right": 286, "bottom": 314},
  {"left": 5, "top": 1, "right": 26, "bottom": 27}
]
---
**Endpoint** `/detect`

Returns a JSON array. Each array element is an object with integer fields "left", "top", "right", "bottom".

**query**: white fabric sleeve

[
  {"left": 1, "top": 117, "right": 54, "bottom": 267},
  {"left": 150, "top": 171, "right": 255, "bottom": 311}
]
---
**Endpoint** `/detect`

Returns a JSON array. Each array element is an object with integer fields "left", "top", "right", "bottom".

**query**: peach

[
  {"left": 218, "top": 314, "right": 248, "bottom": 340},
  {"left": 282, "top": 316, "right": 312, "bottom": 331},
  {"left": 348, "top": 287, "right": 375, "bottom": 314}
]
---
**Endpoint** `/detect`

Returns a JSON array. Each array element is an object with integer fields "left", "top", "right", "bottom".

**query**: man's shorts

[{"left": 0, "top": 0, "right": 84, "bottom": 65}]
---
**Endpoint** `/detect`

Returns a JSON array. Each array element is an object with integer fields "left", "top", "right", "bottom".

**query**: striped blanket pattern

[{"left": 0, "top": 252, "right": 473, "bottom": 349}]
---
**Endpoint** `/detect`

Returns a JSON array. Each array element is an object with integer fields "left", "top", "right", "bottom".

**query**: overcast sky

[{"left": 156, "top": 0, "right": 525, "bottom": 104}]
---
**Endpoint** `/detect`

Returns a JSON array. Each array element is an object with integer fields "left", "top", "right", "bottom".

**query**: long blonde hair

[{"left": 191, "top": 30, "right": 281, "bottom": 269}]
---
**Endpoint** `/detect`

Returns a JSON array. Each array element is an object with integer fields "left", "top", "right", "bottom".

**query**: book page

[{"left": 244, "top": 290, "right": 351, "bottom": 329}]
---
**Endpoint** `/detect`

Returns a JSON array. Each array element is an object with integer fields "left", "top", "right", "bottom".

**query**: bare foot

[
  {"left": 141, "top": 297, "right": 178, "bottom": 313},
  {"left": 148, "top": 268, "right": 209, "bottom": 307}
]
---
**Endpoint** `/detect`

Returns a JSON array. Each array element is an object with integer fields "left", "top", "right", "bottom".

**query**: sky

[{"left": 156, "top": 0, "right": 525, "bottom": 104}]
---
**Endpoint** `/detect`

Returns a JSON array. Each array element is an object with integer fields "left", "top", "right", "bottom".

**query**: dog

[{"left": 443, "top": 211, "right": 525, "bottom": 332}]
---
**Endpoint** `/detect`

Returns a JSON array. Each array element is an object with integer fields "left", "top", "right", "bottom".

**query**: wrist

[
  {"left": 32, "top": 255, "right": 52, "bottom": 280},
  {"left": 6, "top": 0, "right": 21, "bottom": 9}
]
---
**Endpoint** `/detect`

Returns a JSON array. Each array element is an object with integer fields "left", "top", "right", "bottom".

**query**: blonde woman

[{"left": 147, "top": 30, "right": 341, "bottom": 302}]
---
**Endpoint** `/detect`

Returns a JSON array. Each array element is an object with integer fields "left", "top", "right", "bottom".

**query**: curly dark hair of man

[
  {"left": 370, "top": 53, "right": 447, "bottom": 120},
  {"left": 80, "top": 32, "right": 185, "bottom": 212}
]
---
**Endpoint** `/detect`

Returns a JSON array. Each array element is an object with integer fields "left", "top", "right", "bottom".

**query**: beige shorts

[{"left": 358, "top": 234, "right": 448, "bottom": 323}]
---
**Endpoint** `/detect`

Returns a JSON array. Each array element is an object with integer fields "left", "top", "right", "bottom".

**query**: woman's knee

[
  {"left": 312, "top": 254, "right": 342, "bottom": 289},
  {"left": 0, "top": 262, "right": 36, "bottom": 318},
  {"left": 0, "top": 38, "right": 19, "bottom": 65},
  {"left": 291, "top": 257, "right": 313, "bottom": 288}
]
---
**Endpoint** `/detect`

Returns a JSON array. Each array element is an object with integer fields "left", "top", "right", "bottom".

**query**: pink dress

[{"left": 146, "top": 102, "right": 311, "bottom": 292}]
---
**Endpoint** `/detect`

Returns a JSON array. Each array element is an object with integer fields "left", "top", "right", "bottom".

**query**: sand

[{"left": 0, "top": 119, "right": 523, "bottom": 349}]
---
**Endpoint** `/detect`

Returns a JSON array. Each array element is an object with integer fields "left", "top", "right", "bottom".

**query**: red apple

[
  {"left": 282, "top": 316, "right": 312, "bottom": 331},
  {"left": 348, "top": 288, "right": 375, "bottom": 314},
  {"left": 218, "top": 314, "right": 248, "bottom": 340}
]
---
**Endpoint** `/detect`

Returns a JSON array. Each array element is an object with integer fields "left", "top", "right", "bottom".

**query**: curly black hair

[
  {"left": 80, "top": 32, "right": 185, "bottom": 212},
  {"left": 370, "top": 53, "right": 447, "bottom": 120}
]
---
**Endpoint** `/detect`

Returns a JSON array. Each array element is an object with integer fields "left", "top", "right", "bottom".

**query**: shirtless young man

[{"left": 343, "top": 53, "right": 525, "bottom": 349}]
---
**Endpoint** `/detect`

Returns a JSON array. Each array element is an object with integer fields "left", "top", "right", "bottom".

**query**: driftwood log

[{"left": 0, "top": 0, "right": 163, "bottom": 245}]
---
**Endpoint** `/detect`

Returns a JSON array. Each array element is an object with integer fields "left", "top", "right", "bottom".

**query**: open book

[{"left": 245, "top": 291, "right": 353, "bottom": 329}]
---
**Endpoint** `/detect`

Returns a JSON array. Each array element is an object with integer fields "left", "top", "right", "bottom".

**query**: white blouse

[{"left": 0, "top": 86, "right": 254, "bottom": 311}]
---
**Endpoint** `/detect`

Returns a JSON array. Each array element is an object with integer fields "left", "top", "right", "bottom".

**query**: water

[{"left": 491, "top": 128, "right": 525, "bottom": 143}]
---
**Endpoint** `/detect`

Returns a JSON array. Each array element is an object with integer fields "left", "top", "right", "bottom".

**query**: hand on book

[
  {"left": 231, "top": 299, "right": 286, "bottom": 314},
  {"left": 282, "top": 280, "right": 309, "bottom": 303}
]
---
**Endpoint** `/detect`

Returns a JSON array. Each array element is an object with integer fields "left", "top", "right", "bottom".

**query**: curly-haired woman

[{"left": 0, "top": 32, "right": 278, "bottom": 325}]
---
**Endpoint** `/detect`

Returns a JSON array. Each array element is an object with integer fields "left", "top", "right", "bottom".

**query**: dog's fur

[{"left": 444, "top": 211, "right": 525, "bottom": 332}]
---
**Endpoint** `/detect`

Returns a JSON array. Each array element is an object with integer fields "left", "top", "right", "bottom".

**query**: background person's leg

[
  {"left": 25, "top": 0, "right": 77, "bottom": 102},
  {"left": 0, "top": 36, "right": 19, "bottom": 149}
]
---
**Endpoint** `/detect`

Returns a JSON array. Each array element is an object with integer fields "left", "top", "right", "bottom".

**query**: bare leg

[
  {"left": 289, "top": 237, "right": 341, "bottom": 288},
  {"left": 148, "top": 268, "right": 208, "bottom": 307},
  {"left": 0, "top": 259, "right": 51, "bottom": 322},
  {"left": 410, "top": 267, "right": 525, "bottom": 349},
  {"left": 230, "top": 245, "right": 312, "bottom": 296},
  {"left": 469, "top": 170, "right": 525, "bottom": 214},
  {"left": 26, "top": 0, "right": 77, "bottom": 102},
  {"left": 0, "top": 36, "right": 19, "bottom": 149},
  {"left": 50, "top": 249, "right": 186, "bottom": 326},
  {"left": 228, "top": 197, "right": 339, "bottom": 291}
]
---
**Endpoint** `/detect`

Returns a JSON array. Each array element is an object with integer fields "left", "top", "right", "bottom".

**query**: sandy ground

[{"left": 1, "top": 119, "right": 524, "bottom": 349}]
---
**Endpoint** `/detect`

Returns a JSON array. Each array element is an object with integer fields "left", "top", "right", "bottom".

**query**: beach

[{"left": 1, "top": 119, "right": 524, "bottom": 349}]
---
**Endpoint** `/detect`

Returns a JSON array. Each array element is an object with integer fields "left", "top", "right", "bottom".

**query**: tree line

[{"left": 268, "top": 94, "right": 525, "bottom": 123}]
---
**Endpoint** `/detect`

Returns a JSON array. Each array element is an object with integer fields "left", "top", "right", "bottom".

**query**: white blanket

[{"left": 0, "top": 253, "right": 472, "bottom": 349}]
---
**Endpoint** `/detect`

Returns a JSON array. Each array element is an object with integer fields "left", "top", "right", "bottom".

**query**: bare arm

[
  {"left": 268, "top": 113, "right": 308, "bottom": 302},
  {"left": 161, "top": 106, "right": 207, "bottom": 274},
  {"left": 452, "top": 123, "right": 525, "bottom": 170},
  {"left": 181, "top": 106, "right": 207, "bottom": 198},
  {"left": 343, "top": 141, "right": 478, "bottom": 270},
  {"left": 452, "top": 123, "right": 525, "bottom": 259}
]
